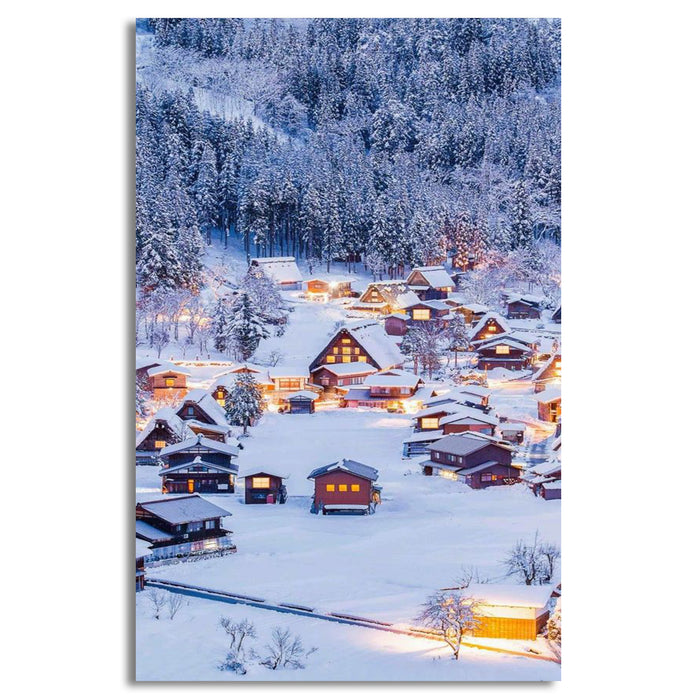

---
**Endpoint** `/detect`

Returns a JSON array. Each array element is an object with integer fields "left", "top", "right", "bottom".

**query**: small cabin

[
  {"left": 384, "top": 312, "right": 408, "bottom": 337},
  {"left": 158, "top": 434, "right": 239, "bottom": 494},
  {"left": 532, "top": 353, "right": 561, "bottom": 392},
  {"left": 414, "top": 402, "right": 498, "bottom": 435},
  {"left": 136, "top": 408, "right": 192, "bottom": 462},
  {"left": 308, "top": 459, "right": 381, "bottom": 515},
  {"left": 343, "top": 370, "right": 423, "bottom": 411},
  {"left": 176, "top": 389, "right": 231, "bottom": 432},
  {"left": 537, "top": 388, "right": 561, "bottom": 423},
  {"left": 283, "top": 391, "right": 317, "bottom": 414},
  {"left": 523, "top": 459, "right": 562, "bottom": 500},
  {"left": 240, "top": 469, "right": 288, "bottom": 504},
  {"left": 350, "top": 281, "right": 420, "bottom": 315},
  {"left": 420, "top": 434, "right": 519, "bottom": 488},
  {"left": 147, "top": 364, "right": 191, "bottom": 400},
  {"left": 135, "top": 539, "right": 151, "bottom": 592},
  {"left": 309, "top": 321, "right": 404, "bottom": 373},
  {"left": 135, "top": 494, "right": 235, "bottom": 562},
  {"left": 470, "top": 313, "right": 512, "bottom": 343},
  {"left": 505, "top": 294, "right": 543, "bottom": 319},
  {"left": 249, "top": 257, "right": 303, "bottom": 289},
  {"left": 476, "top": 338, "right": 534, "bottom": 371},
  {"left": 404, "top": 300, "right": 453, "bottom": 326},
  {"left": 406, "top": 266, "right": 456, "bottom": 300},
  {"left": 499, "top": 422, "right": 526, "bottom": 444},
  {"left": 305, "top": 278, "right": 353, "bottom": 301},
  {"left": 268, "top": 366, "right": 311, "bottom": 403}
]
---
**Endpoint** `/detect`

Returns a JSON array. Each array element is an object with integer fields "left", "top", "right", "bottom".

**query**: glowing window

[
  {"left": 326, "top": 355, "right": 336, "bottom": 363},
  {"left": 495, "top": 345, "right": 510, "bottom": 355},
  {"left": 252, "top": 477, "right": 270, "bottom": 489},
  {"left": 413, "top": 309, "right": 430, "bottom": 321},
  {"left": 358, "top": 355, "right": 367, "bottom": 363},
  {"left": 342, "top": 356, "right": 351, "bottom": 363},
  {"left": 326, "top": 484, "right": 336, "bottom": 492},
  {"left": 165, "top": 378, "right": 175, "bottom": 387},
  {"left": 353, "top": 347, "right": 360, "bottom": 354},
  {"left": 333, "top": 347, "right": 339, "bottom": 354},
  {"left": 342, "top": 347, "right": 352, "bottom": 355},
  {"left": 422, "top": 418, "right": 439, "bottom": 429},
  {"left": 154, "top": 440, "right": 166, "bottom": 449},
  {"left": 487, "top": 325, "right": 497, "bottom": 332},
  {"left": 351, "top": 484, "right": 360, "bottom": 492},
  {"left": 341, "top": 339, "right": 352, "bottom": 344},
  {"left": 339, "top": 484, "right": 348, "bottom": 492}
]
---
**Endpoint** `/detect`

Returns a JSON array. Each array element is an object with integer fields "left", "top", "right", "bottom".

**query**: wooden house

[
  {"left": 283, "top": 390, "right": 317, "bottom": 414},
  {"left": 342, "top": 370, "right": 423, "bottom": 411},
  {"left": 136, "top": 359, "right": 161, "bottom": 387},
  {"left": 522, "top": 458, "right": 562, "bottom": 500},
  {"left": 308, "top": 320, "right": 403, "bottom": 373},
  {"left": 239, "top": 468, "right": 288, "bottom": 504},
  {"left": 267, "top": 366, "right": 312, "bottom": 403},
  {"left": 176, "top": 389, "right": 231, "bottom": 432},
  {"left": 158, "top": 434, "right": 239, "bottom": 494},
  {"left": 349, "top": 281, "right": 420, "bottom": 315},
  {"left": 307, "top": 458, "right": 381, "bottom": 515},
  {"left": 444, "top": 300, "right": 489, "bottom": 326},
  {"left": 135, "top": 494, "right": 235, "bottom": 562},
  {"left": 305, "top": 278, "right": 354, "bottom": 301},
  {"left": 532, "top": 353, "right": 561, "bottom": 392},
  {"left": 135, "top": 408, "right": 193, "bottom": 463},
  {"left": 210, "top": 364, "right": 273, "bottom": 406},
  {"left": 537, "top": 387, "right": 561, "bottom": 423},
  {"left": 146, "top": 363, "right": 191, "bottom": 400},
  {"left": 449, "top": 584, "right": 555, "bottom": 640},
  {"left": 404, "top": 299, "right": 453, "bottom": 326},
  {"left": 135, "top": 538, "right": 151, "bottom": 592},
  {"left": 469, "top": 313, "right": 512, "bottom": 343},
  {"left": 498, "top": 422, "right": 526, "bottom": 444},
  {"left": 384, "top": 312, "right": 409, "bottom": 337},
  {"left": 249, "top": 257, "right": 303, "bottom": 289},
  {"left": 406, "top": 266, "right": 456, "bottom": 300},
  {"left": 505, "top": 294, "right": 543, "bottom": 319},
  {"left": 476, "top": 338, "right": 534, "bottom": 371},
  {"left": 420, "top": 434, "right": 519, "bottom": 487},
  {"left": 413, "top": 401, "right": 498, "bottom": 434},
  {"left": 422, "top": 386, "right": 490, "bottom": 411},
  {"left": 310, "top": 362, "right": 377, "bottom": 394}
]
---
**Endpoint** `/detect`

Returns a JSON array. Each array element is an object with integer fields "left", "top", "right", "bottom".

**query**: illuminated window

[
  {"left": 495, "top": 345, "right": 510, "bottom": 355},
  {"left": 252, "top": 477, "right": 270, "bottom": 489},
  {"left": 217, "top": 390, "right": 225, "bottom": 399},
  {"left": 279, "top": 379, "right": 301, "bottom": 390},
  {"left": 358, "top": 355, "right": 367, "bottom": 363},
  {"left": 154, "top": 440, "right": 166, "bottom": 449},
  {"left": 165, "top": 377, "right": 175, "bottom": 387},
  {"left": 333, "top": 347, "right": 339, "bottom": 354},
  {"left": 342, "top": 356, "right": 351, "bottom": 363},
  {"left": 341, "top": 339, "right": 352, "bottom": 344},
  {"left": 413, "top": 309, "right": 430, "bottom": 320},
  {"left": 480, "top": 473, "right": 493, "bottom": 482},
  {"left": 353, "top": 347, "right": 360, "bottom": 354},
  {"left": 342, "top": 347, "right": 352, "bottom": 355},
  {"left": 487, "top": 325, "right": 497, "bottom": 332},
  {"left": 339, "top": 484, "right": 348, "bottom": 492},
  {"left": 351, "top": 484, "right": 360, "bottom": 492},
  {"left": 422, "top": 418, "right": 439, "bottom": 429},
  {"left": 326, "top": 484, "right": 336, "bottom": 492},
  {"left": 326, "top": 355, "right": 336, "bottom": 363}
]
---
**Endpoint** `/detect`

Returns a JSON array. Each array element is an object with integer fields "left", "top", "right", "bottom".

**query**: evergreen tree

[
  {"left": 224, "top": 373, "right": 265, "bottom": 435},
  {"left": 510, "top": 180, "right": 534, "bottom": 249},
  {"left": 227, "top": 292, "right": 269, "bottom": 360},
  {"left": 446, "top": 313, "right": 471, "bottom": 367},
  {"left": 210, "top": 296, "right": 232, "bottom": 353}
]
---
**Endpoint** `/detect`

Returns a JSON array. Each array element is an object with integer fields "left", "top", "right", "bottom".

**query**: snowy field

[{"left": 136, "top": 593, "right": 560, "bottom": 681}]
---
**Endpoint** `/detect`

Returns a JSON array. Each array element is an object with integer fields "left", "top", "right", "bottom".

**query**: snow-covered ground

[{"left": 136, "top": 593, "right": 560, "bottom": 681}]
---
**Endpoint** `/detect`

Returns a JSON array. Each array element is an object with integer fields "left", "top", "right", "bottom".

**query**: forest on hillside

[{"left": 136, "top": 18, "right": 561, "bottom": 294}]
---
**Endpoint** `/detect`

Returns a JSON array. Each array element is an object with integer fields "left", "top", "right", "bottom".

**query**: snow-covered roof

[
  {"left": 342, "top": 387, "right": 372, "bottom": 401},
  {"left": 286, "top": 390, "right": 318, "bottom": 401},
  {"left": 307, "top": 458, "right": 379, "bottom": 482},
  {"left": 456, "top": 583, "right": 555, "bottom": 609},
  {"left": 135, "top": 520, "right": 171, "bottom": 543},
  {"left": 537, "top": 386, "right": 562, "bottom": 404},
  {"left": 136, "top": 494, "right": 232, "bottom": 525},
  {"left": 476, "top": 337, "right": 532, "bottom": 353},
  {"left": 147, "top": 363, "right": 192, "bottom": 378},
  {"left": 213, "top": 363, "right": 268, "bottom": 380},
  {"left": 499, "top": 422, "right": 526, "bottom": 432},
  {"left": 179, "top": 388, "right": 230, "bottom": 426},
  {"left": 428, "top": 433, "right": 496, "bottom": 456},
  {"left": 158, "top": 456, "right": 239, "bottom": 477},
  {"left": 238, "top": 467, "right": 290, "bottom": 479},
  {"left": 250, "top": 257, "right": 303, "bottom": 284},
  {"left": 268, "top": 366, "right": 309, "bottom": 379},
  {"left": 532, "top": 353, "right": 561, "bottom": 381},
  {"left": 344, "top": 320, "right": 404, "bottom": 369},
  {"left": 423, "top": 387, "right": 490, "bottom": 408},
  {"left": 186, "top": 420, "right": 230, "bottom": 435},
  {"left": 135, "top": 538, "right": 153, "bottom": 557},
  {"left": 364, "top": 369, "right": 421, "bottom": 388},
  {"left": 358, "top": 281, "right": 421, "bottom": 310},
  {"left": 439, "top": 408, "right": 499, "bottom": 427},
  {"left": 458, "top": 460, "right": 502, "bottom": 476},
  {"left": 408, "top": 266, "right": 456, "bottom": 289},
  {"left": 311, "top": 362, "right": 377, "bottom": 376},
  {"left": 541, "top": 480, "right": 562, "bottom": 491},
  {"left": 135, "top": 408, "right": 192, "bottom": 450},
  {"left": 136, "top": 358, "right": 161, "bottom": 371},
  {"left": 402, "top": 430, "right": 446, "bottom": 444},
  {"left": 414, "top": 402, "right": 464, "bottom": 418},
  {"left": 470, "top": 312, "right": 512, "bottom": 339},
  {"left": 160, "top": 433, "right": 239, "bottom": 458},
  {"left": 506, "top": 293, "right": 544, "bottom": 308}
]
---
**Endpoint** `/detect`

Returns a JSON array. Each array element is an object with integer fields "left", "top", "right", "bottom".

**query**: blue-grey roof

[
  {"left": 136, "top": 494, "right": 231, "bottom": 524},
  {"left": 307, "top": 458, "right": 379, "bottom": 482}
]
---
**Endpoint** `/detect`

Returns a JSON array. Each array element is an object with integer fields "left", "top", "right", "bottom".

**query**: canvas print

[{"left": 135, "top": 18, "right": 561, "bottom": 681}]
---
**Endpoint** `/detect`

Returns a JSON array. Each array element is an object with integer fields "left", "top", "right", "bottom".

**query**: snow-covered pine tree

[
  {"left": 227, "top": 291, "right": 269, "bottom": 360},
  {"left": 210, "top": 296, "right": 232, "bottom": 353},
  {"left": 510, "top": 180, "right": 534, "bottom": 249},
  {"left": 224, "top": 372, "right": 265, "bottom": 435},
  {"left": 446, "top": 313, "right": 471, "bottom": 367}
]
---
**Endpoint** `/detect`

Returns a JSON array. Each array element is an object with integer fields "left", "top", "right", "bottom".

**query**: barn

[{"left": 308, "top": 459, "right": 382, "bottom": 515}]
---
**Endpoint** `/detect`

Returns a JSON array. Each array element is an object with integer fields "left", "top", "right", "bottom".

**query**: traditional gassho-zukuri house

[
  {"left": 175, "top": 388, "right": 233, "bottom": 441},
  {"left": 158, "top": 433, "right": 239, "bottom": 494},
  {"left": 210, "top": 364, "right": 274, "bottom": 406},
  {"left": 469, "top": 312, "right": 512, "bottom": 343},
  {"left": 310, "top": 361, "right": 377, "bottom": 395},
  {"left": 475, "top": 337, "right": 534, "bottom": 371},
  {"left": 349, "top": 280, "right": 420, "bottom": 315},
  {"left": 414, "top": 403, "right": 500, "bottom": 435},
  {"left": 135, "top": 494, "right": 235, "bottom": 562},
  {"left": 405, "top": 265, "right": 456, "bottom": 300},
  {"left": 505, "top": 293, "right": 543, "bottom": 319},
  {"left": 444, "top": 299, "right": 488, "bottom": 326},
  {"left": 342, "top": 369, "right": 423, "bottom": 411},
  {"left": 420, "top": 433, "right": 520, "bottom": 487},
  {"left": 305, "top": 277, "right": 354, "bottom": 302},
  {"left": 248, "top": 257, "right": 303, "bottom": 289},
  {"left": 308, "top": 320, "right": 404, "bottom": 373},
  {"left": 308, "top": 459, "right": 381, "bottom": 515},
  {"left": 239, "top": 468, "right": 289, "bottom": 505},
  {"left": 532, "top": 352, "right": 561, "bottom": 392},
  {"left": 443, "top": 584, "right": 556, "bottom": 640},
  {"left": 537, "top": 386, "right": 561, "bottom": 423},
  {"left": 135, "top": 408, "right": 193, "bottom": 464}
]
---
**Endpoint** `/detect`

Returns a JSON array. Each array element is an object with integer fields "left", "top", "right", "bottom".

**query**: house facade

[
  {"left": 537, "top": 388, "right": 561, "bottom": 422},
  {"left": 308, "top": 459, "right": 381, "bottom": 515},
  {"left": 135, "top": 408, "right": 192, "bottom": 460},
  {"left": 532, "top": 353, "right": 561, "bottom": 392},
  {"left": 240, "top": 469, "right": 288, "bottom": 504},
  {"left": 476, "top": 338, "right": 534, "bottom": 371},
  {"left": 405, "top": 266, "right": 456, "bottom": 300},
  {"left": 310, "top": 362, "right": 377, "bottom": 394},
  {"left": 305, "top": 278, "right": 354, "bottom": 301},
  {"left": 349, "top": 281, "right": 420, "bottom": 315}
]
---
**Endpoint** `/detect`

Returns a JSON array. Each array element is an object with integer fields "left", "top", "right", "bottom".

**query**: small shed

[
  {"left": 240, "top": 468, "right": 289, "bottom": 504},
  {"left": 505, "top": 294, "right": 543, "bottom": 319},
  {"left": 308, "top": 458, "right": 381, "bottom": 515},
  {"left": 384, "top": 312, "right": 408, "bottom": 337},
  {"left": 499, "top": 422, "right": 526, "bottom": 444},
  {"left": 537, "top": 387, "right": 562, "bottom": 423},
  {"left": 284, "top": 390, "right": 317, "bottom": 414}
]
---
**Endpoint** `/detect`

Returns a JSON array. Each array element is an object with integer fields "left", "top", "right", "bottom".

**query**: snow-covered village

[{"left": 134, "top": 18, "right": 562, "bottom": 682}]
